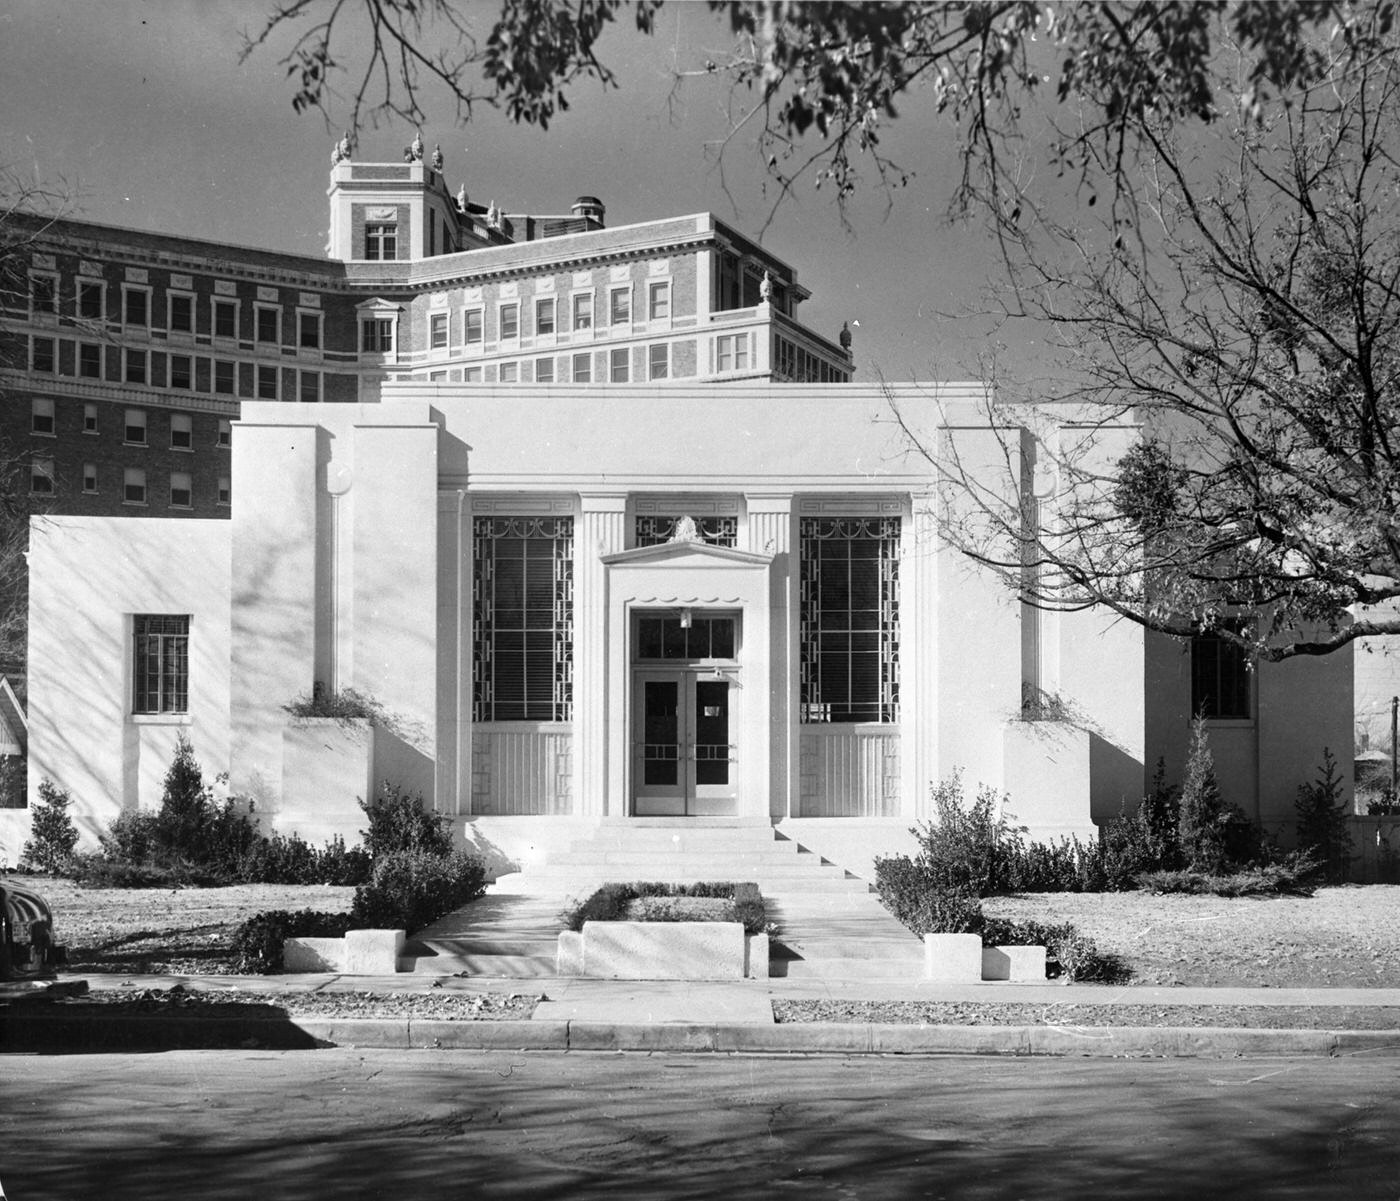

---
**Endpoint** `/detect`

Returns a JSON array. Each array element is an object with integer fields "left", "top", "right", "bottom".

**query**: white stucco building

[{"left": 12, "top": 151, "right": 1355, "bottom": 877}]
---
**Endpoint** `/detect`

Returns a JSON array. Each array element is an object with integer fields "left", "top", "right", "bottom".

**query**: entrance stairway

[{"left": 404, "top": 820, "right": 927, "bottom": 979}]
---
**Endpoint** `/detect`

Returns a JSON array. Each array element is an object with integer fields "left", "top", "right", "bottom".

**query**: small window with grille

[{"left": 133, "top": 615, "right": 189, "bottom": 714}]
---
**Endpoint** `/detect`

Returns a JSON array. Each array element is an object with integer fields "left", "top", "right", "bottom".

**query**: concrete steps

[{"left": 402, "top": 822, "right": 925, "bottom": 979}]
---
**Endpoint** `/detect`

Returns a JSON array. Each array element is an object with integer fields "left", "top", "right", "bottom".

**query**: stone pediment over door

[{"left": 599, "top": 536, "right": 775, "bottom": 819}]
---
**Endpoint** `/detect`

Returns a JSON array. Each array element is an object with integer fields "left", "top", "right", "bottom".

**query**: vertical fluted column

[
  {"left": 746, "top": 492, "right": 795, "bottom": 819},
  {"left": 574, "top": 493, "right": 628, "bottom": 816},
  {"left": 904, "top": 492, "right": 940, "bottom": 819}
]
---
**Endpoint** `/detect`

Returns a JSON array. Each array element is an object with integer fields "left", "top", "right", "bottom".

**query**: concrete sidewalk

[{"left": 5, "top": 971, "right": 1400, "bottom": 1058}]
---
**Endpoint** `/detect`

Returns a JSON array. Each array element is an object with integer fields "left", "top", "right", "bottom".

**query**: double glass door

[{"left": 632, "top": 670, "right": 736, "bottom": 815}]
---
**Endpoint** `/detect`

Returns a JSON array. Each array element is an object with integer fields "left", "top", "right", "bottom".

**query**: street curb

[{"left": 6, "top": 1012, "right": 1400, "bottom": 1057}]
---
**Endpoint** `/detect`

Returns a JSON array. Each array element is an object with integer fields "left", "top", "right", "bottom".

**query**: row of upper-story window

[
  {"left": 27, "top": 271, "right": 329, "bottom": 349},
  {"left": 27, "top": 336, "right": 327, "bottom": 401},
  {"left": 404, "top": 280, "right": 675, "bottom": 355},
  {"left": 417, "top": 336, "right": 741, "bottom": 384},
  {"left": 30, "top": 459, "right": 229, "bottom": 509},
  {"left": 28, "top": 398, "right": 232, "bottom": 448}
]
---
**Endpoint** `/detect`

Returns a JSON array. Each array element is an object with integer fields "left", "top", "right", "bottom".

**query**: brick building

[{"left": 0, "top": 144, "right": 853, "bottom": 527}]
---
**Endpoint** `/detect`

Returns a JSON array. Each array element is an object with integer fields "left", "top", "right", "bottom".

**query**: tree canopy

[{"left": 244, "top": 1, "right": 1400, "bottom": 660}]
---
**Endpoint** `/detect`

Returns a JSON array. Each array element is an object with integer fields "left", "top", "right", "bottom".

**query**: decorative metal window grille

[
  {"left": 634, "top": 515, "right": 738, "bottom": 548},
  {"left": 473, "top": 516, "right": 573, "bottom": 722},
  {"left": 799, "top": 516, "right": 900, "bottom": 723},
  {"left": 134, "top": 614, "right": 190, "bottom": 714}
]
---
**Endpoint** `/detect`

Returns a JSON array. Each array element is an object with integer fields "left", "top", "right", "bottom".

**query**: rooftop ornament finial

[
  {"left": 759, "top": 269, "right": 773, "bottom": 303},
  {"left": 456, "top": 182, "right": 468, "bottom": 214},
  {"left": 431, "top": 143, "right": 444, "bottom": 173},
  {"left": 839, "top": 320, "right": 852, "bottom": 351},
  {"left": 404, "top": 129, "right": 425, "bottom": 163},
  {"left": 330, "top": 131, "right": 352, "bottom": 166}
]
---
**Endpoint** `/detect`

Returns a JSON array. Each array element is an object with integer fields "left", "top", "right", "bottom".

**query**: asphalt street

[{"left": 3, "top": 1048, "right": 1398, "bottom": 1199}]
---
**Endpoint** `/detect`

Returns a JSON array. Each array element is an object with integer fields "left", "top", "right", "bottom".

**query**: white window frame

[
  {"left": 83, "top": 403, "right": 99, "bottom": 434},
  {"left": 535, "top": 296, "right": 556, "bottom": 339},
  {"left": 78, "top": 341, "right": 102, "bottom": 380},
  {"left": 535, "top": 356, "right": 555, "bottom": 383},
  {"left": 211, "top": 297, "right": 239, "bottom": 342},
  {"left": 298, "top": 370, "right": 321, "bottom": 403},
  {"left": 170, "top": 413, "right": 193, "bottom": 450},
  {"left": 217, "top": 419, "right": 232, "bottom": 447},
  {"left": 609, "top": 285, "right": 632, "bottom": 328},
  {"left": 213, "top": 360, "right": 236, "bottom": 396},
  {"left": 365, "top": 222, "right": 398, "bottom": 261},
  {"left": 77, "top": 279, "right": 105, "bottom": 323},
  {"left": 169, "top": 471, "right": 193, "bottom": 509},
  {"left": 123, "top": 347, "right": 148, "bottom": 385},
  {"left": 256, "top": 364, "right": 279, "bottom": 401},
  {"left": 498, "top": 301, "right": 520, "bottom": 344},
  {"left": 463, "top": 306, "right": 484, "bottom": 350},
  {"left": 429, "top": 311, "right": 449, "bottom": 353},
  {"left": 167, "top": 291, "right": 196, "bottom": 338},
  {"left": 31, "top": 398, "right": 55, "bottom": 437},
  {"left": 297, "top": 308, "right": 323, "bottom": 352},
  {"left": 82, "top": 462, "right": 98, "bottom": 494},
  {"left": 168, "top": 354, "right": 193, "bottom": 391},
  {"left": 29, "top": 272, "right": 59, "bottom": 320},
  {"left": 571, "top": 291, "right": 594, "bottom": 333},
  {"left": 31, "top": 336, "right": 56, "bottom": 373},
  {"left": 123, "top": 467, "right": 147, "bottom": 506},
  {"left": 499, "top": 361, "right": 518, "bottom": 383},
  {"left": 30, "top": 457, "right": 55, "bottom": 496},
  {"left": 122, "top": 284, "right": 152, "bottom": 331},
  {"left": 254, "top": 303, "right": 281, "bottom": 347},
  {"left": 464, "top": 365, "right": 483, "bottom": 382},
  {"left": 715, "top": 332, "right": 750, "bottom": 373},
  {"left": 572, "top": 352, "right": 592, "bottom": 383},
  {"left": 124, "top": 408, "right": 147, "bottom": 445},
  {"left": 610, "top": 347, "right": 629, "bottom": 382},
  {"left": 648, "top": 342, "right": 670, "bottom": 380},
  {"left": 647, "top": 279, "right": 672, "bottom": 324}
]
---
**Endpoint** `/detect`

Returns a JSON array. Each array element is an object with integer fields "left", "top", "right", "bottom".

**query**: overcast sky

[{"left": 0, "top": 0, "right": 1044, "bottom": 382}]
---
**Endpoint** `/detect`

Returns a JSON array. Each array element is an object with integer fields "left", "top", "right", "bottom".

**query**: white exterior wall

[{"left": 28, "top": 517, "right": 231, "bottom": 847}]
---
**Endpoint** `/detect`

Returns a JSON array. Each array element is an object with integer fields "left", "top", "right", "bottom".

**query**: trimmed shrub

[
  {"left": 873, "top": 859, "right": 984, "bottom": 937},
  {"left": 20, "top": 779, "right": 79, "bottom": 874},
  {"left": 1138, "top": 857, "right": 1317, "bottom": 897},
  {"left": 231, "top": 909, "right": 354, "bottom": 975},
  {"left": 560, "top": 881, "right": 768, "bottom": 935},
  {"left": 350, "top": 848, "right": 487, "bottom": 933},
  {"left": 1294, "top": 749, "right": 1352, "bottom": 883},
  {"left": 359, "top": 781, "right": 453, "bottom": 860}
]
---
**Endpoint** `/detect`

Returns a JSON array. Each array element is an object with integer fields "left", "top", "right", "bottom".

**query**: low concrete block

[
  {"left": 557, "top": 930, "right": 584, "bottom": 975},
  {"left": 745, "top": 932, "right": 769, "bottom": 980},
  {"left": 582, "top": 921, "right": 747, "bottom": 980},
  {"left": 982, "top": 945, "right": 1047, "bottom": 982},
  {"left": 344, "top": 929, "right": 406, "bottom": 975},
  {"left": 283, "top": 937, "right": 343, "bottom": 973},
  {"left": 923, "top": 933, "right": 983, "bottom": 982}
]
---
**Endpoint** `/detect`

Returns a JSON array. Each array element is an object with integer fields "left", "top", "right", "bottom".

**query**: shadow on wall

[
  {"left": 1089, "top": 733, "right": 1144, "bottom": 824},
  {"left": 454, "top": 822, "right": 520, "bottom": 881}
]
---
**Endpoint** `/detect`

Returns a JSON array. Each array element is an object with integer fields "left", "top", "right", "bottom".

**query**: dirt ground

[{"left": 15, "top": 874, "right": 1400, "bottom": 989}]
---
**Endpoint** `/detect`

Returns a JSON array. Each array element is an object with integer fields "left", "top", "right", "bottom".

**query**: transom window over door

[
  {"left": 472, "top": 516, "right": 574, "bottom": 722},
  {"left": 799, "top": 516, "right": 900, "bottom": 723},
  {"left": 635, "top": 514, "right": 737, "bottom": 548}
]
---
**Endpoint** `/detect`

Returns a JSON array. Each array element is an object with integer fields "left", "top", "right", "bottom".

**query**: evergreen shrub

[
  {"left": 359, "top": 781, "right": 453, "bottom": 859},
  {"left": 230, "top": 909, "right": 355, "bottom": 974},
  {"left": 20, "top": 779, "right": 79, "bottom": 874}
]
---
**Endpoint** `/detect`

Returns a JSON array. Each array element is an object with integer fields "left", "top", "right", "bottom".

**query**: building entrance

[{"left": 630, "top": 613, "right": 739, "bottom": 816}]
